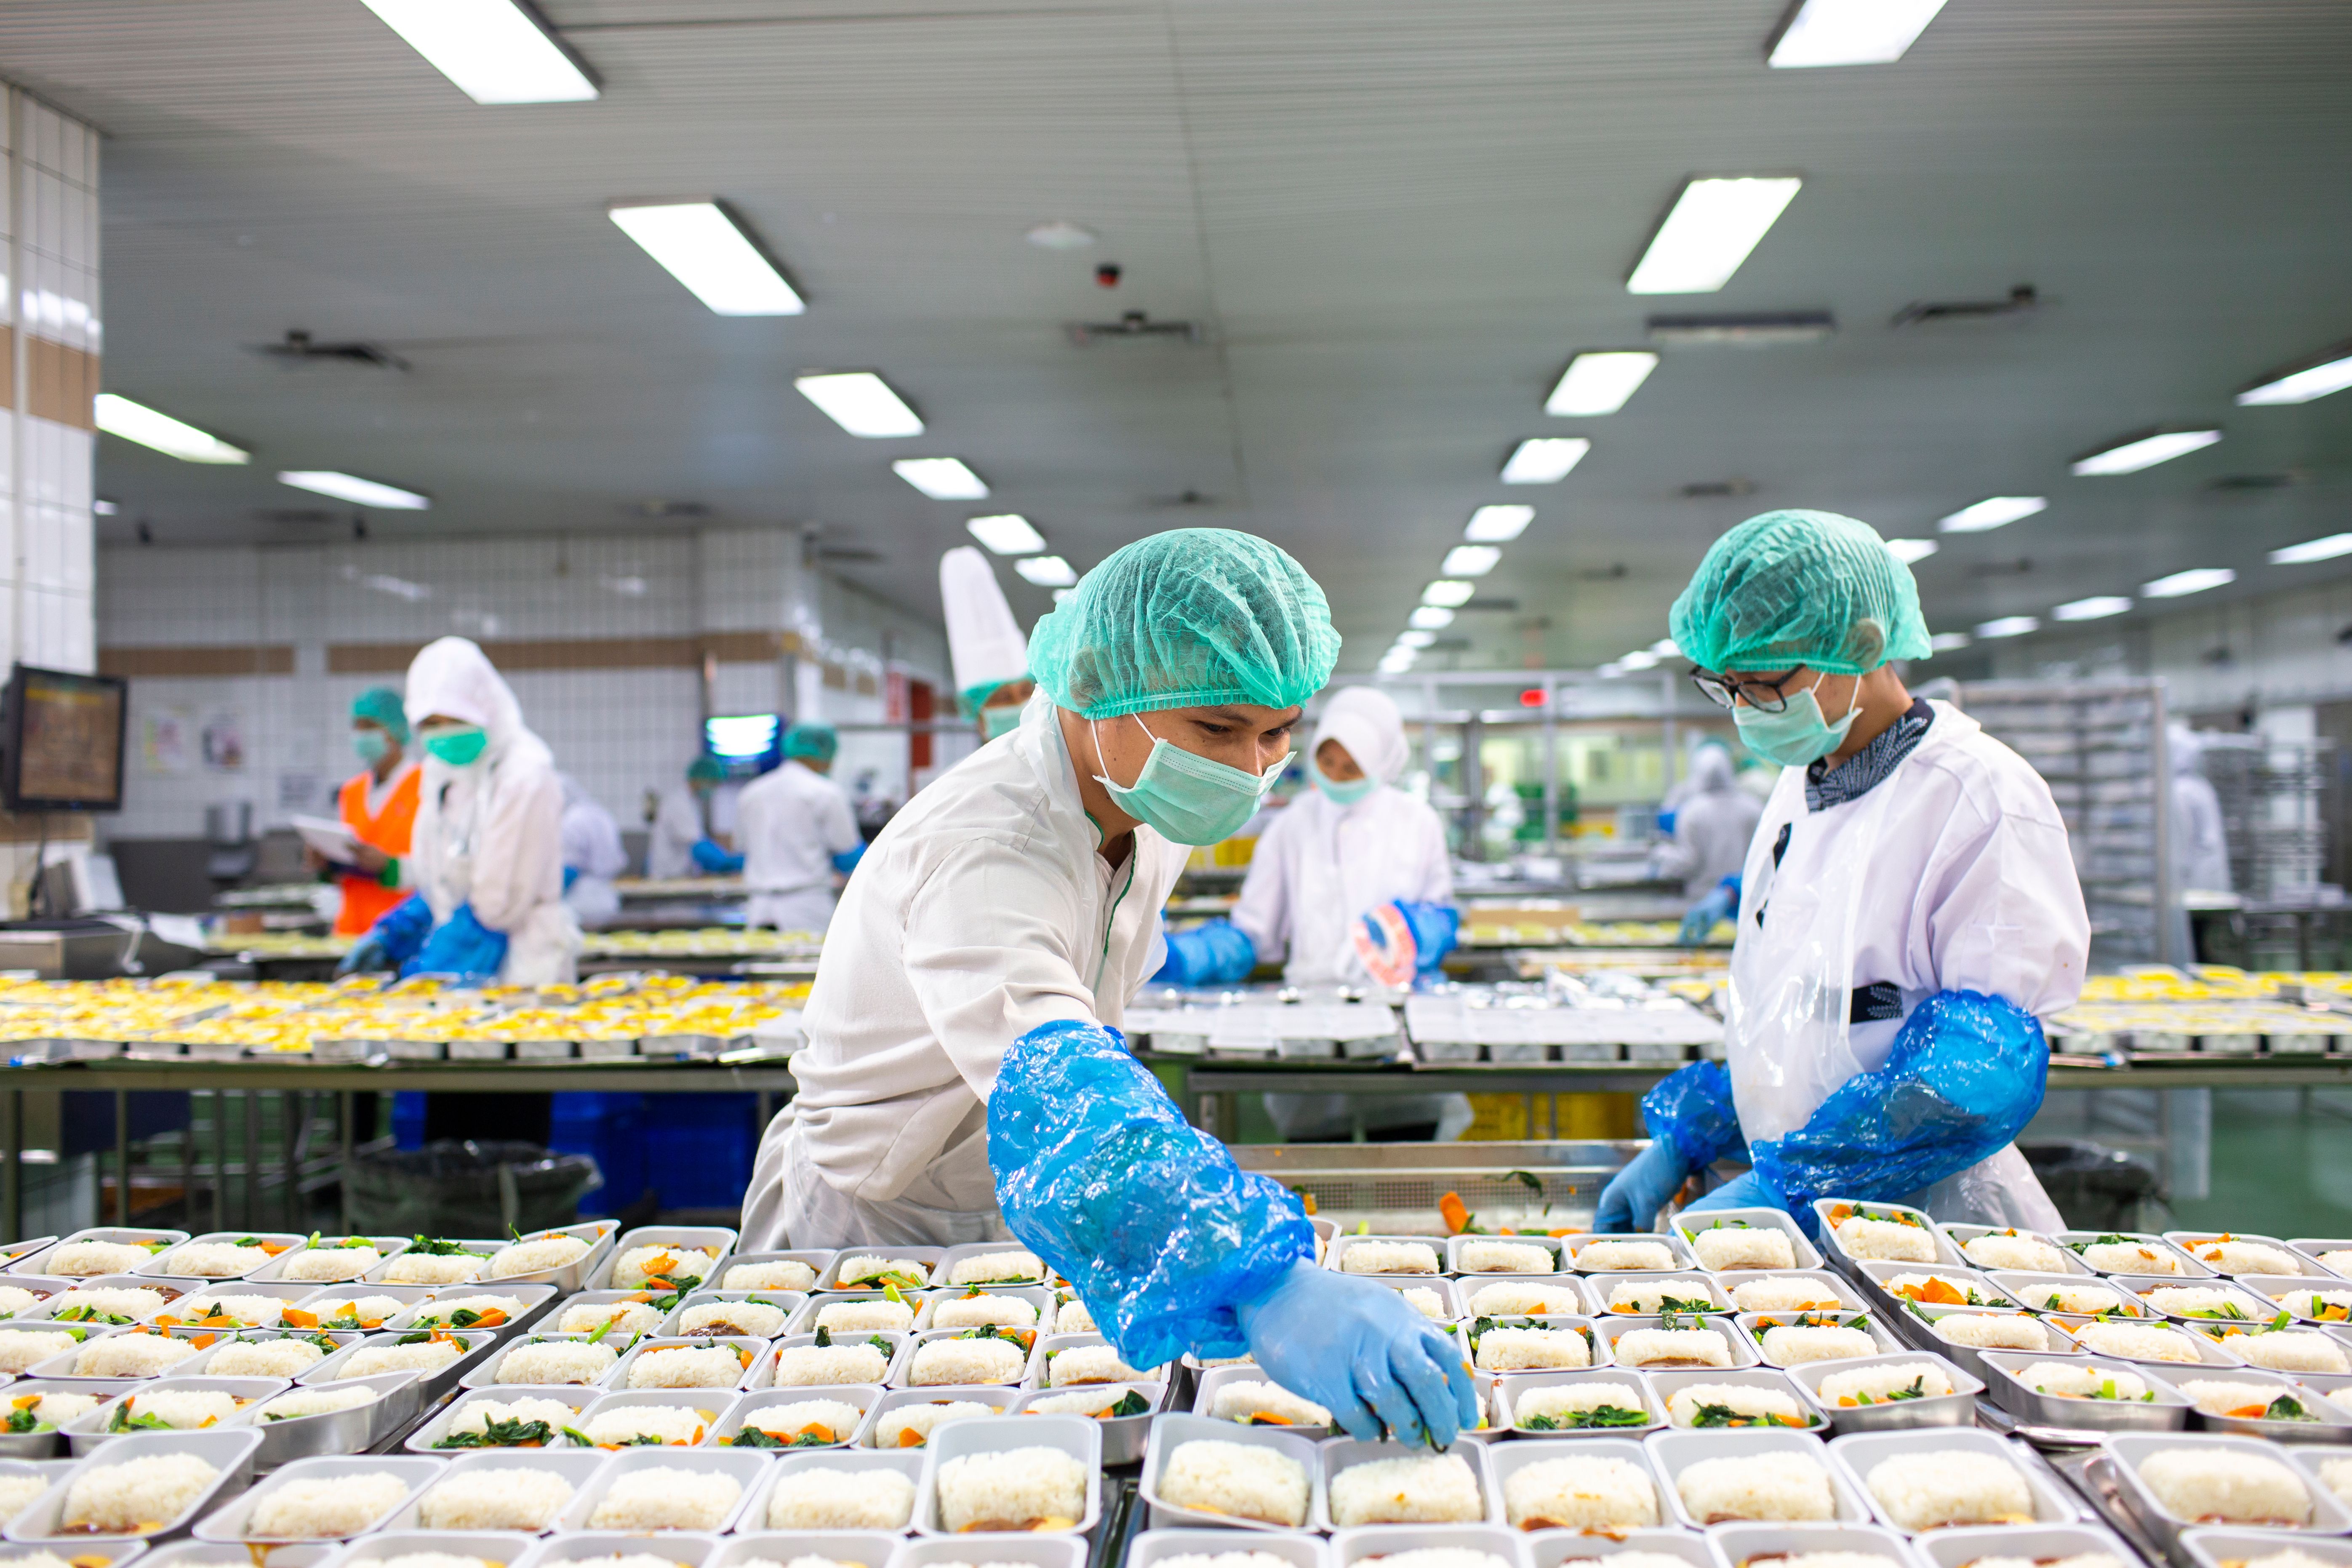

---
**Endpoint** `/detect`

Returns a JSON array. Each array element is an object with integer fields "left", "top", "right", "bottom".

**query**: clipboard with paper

[{"left": 292, "top": 813, "right": 360, "bottom": 864}]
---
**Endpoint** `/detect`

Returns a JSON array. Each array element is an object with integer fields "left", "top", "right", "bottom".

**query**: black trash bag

[
  {"left": 347, "top": 1139, "right": 602, "bottom": 1238},
  {"left": 2020, "top": 1137, "right": 2162, "bottom": 1232}
]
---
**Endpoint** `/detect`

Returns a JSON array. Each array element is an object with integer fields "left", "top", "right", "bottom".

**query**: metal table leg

[
  {"left": 242, "top": 1092, "right": 258, "bottom": 1230},
  {"left": 3, "top": 1089, "right": 19, "bottom": 1243},
  {"left": 283, "top": 1092, "right": 304, "bottom": 1232},
  {"left": 210, "top": 1091, "right": 225, "bottom": 1233},
  {"left": 339, "top": 1092, "right": 354, "bottom": 1234},
  {"left": 113, "top": 1090, "right": 129, "bottom": 1227}
]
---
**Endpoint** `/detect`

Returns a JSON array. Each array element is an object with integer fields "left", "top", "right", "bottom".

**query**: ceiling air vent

[
  {"left": 1648, "top": 312, "right": 1833, "bottom": 346},
  {"left": 251, "top": 330, "right": 411, "bottom": 371},
  {"left": 1067, "top": 310, "right": 1203, "bottom": 346},
  {"left": 1892, "top": 285, "right": 2038, "bottom": 329}
]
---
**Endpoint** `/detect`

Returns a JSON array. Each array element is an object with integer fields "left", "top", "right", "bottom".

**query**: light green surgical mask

[
  {"left": 1092, "top": 714, "right": 1288, "bottom": 847},
  {"left": 981, "top": 705, "right": 1023, "bottom": 741},
  {"left": 422, "top": 725, "right": 489, "bottom": 767},
  {"left": 1733, "top": 673, "right": 1861, "bottom": 768},
  {"left": 1309, "top": 755, "right": 1376, "bottom": 807},
  {"left": 352, "top": 729, "right": 390, "bottom": 765}
]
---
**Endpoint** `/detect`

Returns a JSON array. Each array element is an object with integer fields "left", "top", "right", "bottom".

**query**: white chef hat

[{"left": 941, "top": 545, "right": 1030, "bottom": 705}]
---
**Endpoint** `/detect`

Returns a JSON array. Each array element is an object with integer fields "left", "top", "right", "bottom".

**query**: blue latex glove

[
  {"left": 1682, "top": 1166, "right": 1787, "bottom": 1215},
  {"left": 691, "top": 838, "right": 744, "bottom": 874},
  {"left": 1391, "top": 900, "right": 1459, "bottom": 973},
  {"left": 335, "top": 933, "right": 389, "bottom": 977},
  {"left": 1750, "top": 989, "right": 2048, "bottom": 1238},
  {"left": 1679, "top": 875, "right": 1739, "bottom": 946},
  {"left": 1657, "top": 809, "right": 1677, "bottom": 835},
  {"left": 359, "top": 893, "right": 433, "bottom": 971},
  {"left": 1152, "top": 920, "right": 1258, "bottom": 988},
  {"left": 563, "top": 865, "right": 580, "bottom": 891},
  {"left": 1237, "top": 1259, "right": 1476, "bottom": 1445},
  {"left": 404, "top": 903, "right": 509, "bottom": 984},
  {"left": 831, "top": 843, "right": 865, "bottom": 876},
  {"left": 1594, "top": 1141, "right": 1691, "bottom": 1233},
  {"left": 991, "top": 1019, "right": 1314, "bottom": 1370}
]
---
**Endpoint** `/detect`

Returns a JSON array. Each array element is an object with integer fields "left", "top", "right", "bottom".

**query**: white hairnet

[
  {"left": 2168, "top": 723, "right": 2205, "bottom": 776},
  {"left": 406, "top": 636, "right": 521, "bottom": 737},
  {"left": 940, "top": 546, "right": 1029, "bottom": 704},
  {"left": 1689, "top": 743, "right": 1737, "bottom": 794},
  {"left": 1313, "top": 685, "right": 1410, "bottom": 785}
]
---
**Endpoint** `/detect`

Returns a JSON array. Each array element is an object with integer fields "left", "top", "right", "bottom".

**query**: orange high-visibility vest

[{"left": 333, "top": 763, "right": 422, "bottom": 935}]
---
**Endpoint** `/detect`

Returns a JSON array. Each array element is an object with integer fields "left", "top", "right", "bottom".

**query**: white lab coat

[
  {"left": 645, "top": 785, "right": 708, "bottom": 880},
  {"left": 741, "top": 693, "right": 1187, "bottom": 1248},
  {"left": 560, "top": 776, "right": 628, "bottom": 925},
  {"left": 1233, "top": 787, "right": 1451, "bottom": 987},
  {"left": 404, "top": 637, "right": 580, "bottom": 985},
  {"left": 737, "top": 759, "right": 862, "bottom": 933},
  {"left": 1726, "top": 699, "right": 2088, "bottom": 1229},
  {"left": 1656, "top": 747, "right": 1763, "bottom": 899}
]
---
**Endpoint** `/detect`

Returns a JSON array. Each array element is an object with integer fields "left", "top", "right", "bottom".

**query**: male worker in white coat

[
  {"left": 1598, "top": 510, "right": 2088, "bottom": 1235},
  {"left": 734, "top": 723, "right": 863, "bottom": 933},
  {"left": 740, "top": 527, "right": 1475, "bottom": 1451}
]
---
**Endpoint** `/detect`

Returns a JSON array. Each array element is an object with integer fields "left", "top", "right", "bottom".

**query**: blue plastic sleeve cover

[
  {"left": 1639, "top": 1059, "right": 1744, "bottom": 1173},
  {"left": 691, "top": 838, "right": 745, "bottom": 874},
  {"left": 368, "top": 893, "right": 435, "bottom": 966},
  {"left": 1393, "top": 901, "right": 1459, "bottom": 972},
  {"left": 403, "top": 902, "right": 511, "bottom": 982},
  {"left": 563, "top": 866, "right": 580, "bottom": 891},
  {"left": 1152, "top": 920, "right": 1257, "bottom": 988},
  {"left": 990, "top": 1017, "right": 1315, "bottom": 1369},
  {"left": 1749, "top": 989, "right": 2048, "bottom": 1230},
  {"left": 831, "top": 843, "right": 866, "bottom": 876}
]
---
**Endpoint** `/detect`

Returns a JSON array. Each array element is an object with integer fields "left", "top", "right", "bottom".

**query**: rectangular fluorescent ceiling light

[
  {"left": 1976, "top": 616, "right": 2039, "bottom": 640},
  {"left": 277, "top": 470, "right": 429, "bottom": 509},
  {"left": 93, "top": 394, "right": 248, "bottom": 464},
  {"left": 1465, "top": 505, "right": 1533, "bottom": 542},
  {"left": 1929, "top": 631, "right": 1972, "bottom": 652},
  {"left": 2238, "top": 346, "right": 2352, "bottom": 406},
  {"left": 966, "top": 513, "right": 1044, "bottom": 555},
  {"left": 1768, "top": 0, "right": 1949, "bottom": 67},
  {"left": 1397, "top": 629, "right": 1437, "bottom": 648},
  {"left": 795, "top": 371, "right": 923, "bottom": 438},
  {"left": 2054, "top": 595, "right": 2132, "bottom": 621},
  {"left": 1409, "top": 605, "right": 1456, "bottom": 629},
  {"left": 1423, "top": 580, "right": 1476, "bottom": 608},
  {"left": 1546, "top": 351, "right": 1658, "bottom": 416},
  {"left": 891, "top": 457, "right": 987, "bottom": 499},
  {"left": 2271, "top": 533, "right": 2352, "bottom": 565},
  {"left": 608, "top": 202, "right": 803, "bottom": 315},
  {"left": 1886, "top": 537, "right": 1939, "bottom": 564},
  {"left": 1627, "top": 176, "right": 1804, "bottom": 294},
  {"left": 1619, "top": 649, "right": 1660, "bottom": 671},
  {"left": 1939, "top": 495, "right": 2046, "bottom": 533},
  {"left": 2071, "top": 428, "right": 2221, "bottom": 476},
  {"left": 1378, "top": 652, "right": 1416, "bottom": 673},
  {"left": 1650, "top": 637, "right": 1680, "bottom": 657},
  {"left": 359, "top": 0, "right": 597, "bottom": 104},
  {"left": 1015, "top": 555, "right": 1077, "bottom": 587},
  {"left": 2142, "top": 566, "right": 2235, "bottom": 598},
  {"left": 1500, "top": 437, "right": 1591, "bottom": 485},
  {"left": 1441, "top": 545, "right": 1500, "bottom": 577}
]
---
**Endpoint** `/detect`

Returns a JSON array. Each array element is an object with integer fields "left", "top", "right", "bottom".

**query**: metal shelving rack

[
  {"left": 2199, "top": 733, "right": 2334, "bottom": 899},
  {"left": 1956, "top": 678, "right": 2176, "bottom": 964}
]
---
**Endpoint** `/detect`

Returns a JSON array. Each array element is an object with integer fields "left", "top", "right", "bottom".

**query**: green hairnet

[
  {"left": 687, "top": 755, "right": 726, "bottom": 785},
  {"left": 783, "top": 723, "right": 838, "bottom": 762},
  {"left": 351, "top": 686, "right": 409, "bottom": 744},
  {"left": 1027, "top": 528, "right": 1341, "bottom": 719},
  {"left": 1669, "top": 509, "right": 1934, "bottom": 676}
]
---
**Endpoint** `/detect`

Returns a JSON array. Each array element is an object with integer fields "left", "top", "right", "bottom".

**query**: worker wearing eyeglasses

[{"left": 1597, "top": 509, "right": 2089, "bottom": 1236}]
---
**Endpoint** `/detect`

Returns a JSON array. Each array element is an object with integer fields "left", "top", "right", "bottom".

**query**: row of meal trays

[
  {"left": 11, "top": 1030, "right": 758, "bottom": 1062},
  {"left": 1320, "top": 1219, "right": 1829, "bottom": 1280},
  {"left": 0, "top": 1221, "right": 634, "bottom": 1293},
  {"left": 1809, "top": 1201, "right": 2352, "bottom": 1287}
]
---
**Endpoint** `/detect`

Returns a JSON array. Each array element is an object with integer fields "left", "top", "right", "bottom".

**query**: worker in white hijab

[
  {"left": 1230, "top": 685, "right": 1469, "bottom": 1140},
  {"left": 941, "top": 546, "right": 1035, "bottom": 741},
  {"left": 560, "top": 774, "right": 629, "bottom": 925},
  {"left": 341, "top": 636, "right": 579, "bottom": 984}
]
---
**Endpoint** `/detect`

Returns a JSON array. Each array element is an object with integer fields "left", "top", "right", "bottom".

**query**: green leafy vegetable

[
  {"left": 107, "top": 1405, "right": 176, "bottom": 1433},
  {"left": 4, "top": 1407, "right": 39, "bottom": 1433},
  {"left": 1108, "top": 1389, "right": 1152, "bottom": 1417},
  {"left": 409, "top": 1236, "right": 473, "bottom": 1256},
  {"left": 2266, "top": 1395, "right": 2314, "bottom": 1422},
  {"left": 1526, "top": 1404, "right": 1647, "bottom": 1430},
  {"left": 813, "top": 1326, "right": 831, "bottom": 1347},
  {"left": 435, "top": 1416, "right": 560, "bottom": 1448}
]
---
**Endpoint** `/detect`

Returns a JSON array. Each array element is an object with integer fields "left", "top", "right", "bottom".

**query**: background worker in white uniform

[
  {"left": 339, "top": 635, "right": 579, "bottom": 985},
  {"left": 559, "top": 773, "right": 628, "bottom": 925},
  {"left": 743, "top": 527, "right": 1475, "bottom": 1448},
  {"left": 736, "top": 722, "right": 863, "bottom": 933},
  {"left": 1597, "top": 509, "right": 2088, "bottom": 1236},
  {"left": 1656, "top": 742, "right": 1764, "bottom": 944},
  {"left": 2168, "top": 723, "right": 2232, "bottom": 961},
  {"left": 941, "top": 544, "right": 1035, "bottom": 741},
  {"left": 646, "top": 755, "right": 730, "bottom": 879},
  {"left": 1216, "top": 685, "right": 1469, "bottom": 1141}
]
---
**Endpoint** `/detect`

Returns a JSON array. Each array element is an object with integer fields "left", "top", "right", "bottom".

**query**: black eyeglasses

[{"left": 1689, "top": 668, "right": 1807, "bottom": 713}]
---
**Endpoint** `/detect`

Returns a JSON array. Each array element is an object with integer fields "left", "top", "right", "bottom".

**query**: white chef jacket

[
  {"left": 645, "top": 785, "right": 707, "bottom": 880},
  {"left": 1231, "top": 785, "right": 1450, "bottom": 986},
  {"left": 1727, "top": 699, "right": 2087, "bottom": 1227},
  {"left": 737, "top": 759, "right": 861, "bottom": 929},
  {"left": 746, "top": 693, "right": 1187, "bottom": 1237},
  {"left": 1655, "top": 748, "right": 1763, "bottom": 899},
  {"left": 560, "top": 781, "right": 628, "bottom": 925}
]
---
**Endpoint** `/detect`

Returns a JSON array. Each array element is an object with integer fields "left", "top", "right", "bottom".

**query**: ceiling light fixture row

[{"left": 96, "top": 393, "right": 434, "bottom": 510}]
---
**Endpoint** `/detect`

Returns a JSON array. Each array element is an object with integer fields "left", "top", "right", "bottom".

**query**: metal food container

[
  {"left": 1444, "top": 1234, "right": 1568, "bottom": 1276},
  {"left": 860, "top": 1384, "right": 1021, "bottom": 1448},
  {"left": 1019, "top": 1381, "right": 1163, "bottom": 1470},
  {"left": 704, "top": 1249, "right": 833, "bottom": 1295},
  {"left": 239, "top": 1371, "right": 425, "bottom": 1468},
  {"left": 1485, "top": 1432, "right": 1665, "bottom": 1531},
  {"left": 1525, "top": 1528, "right": 1703, "bottom": 1568},
  {"left": 1455, "top": 1312, "right": 1607, "bottom": 1376},
  {"left": 2240, "top": 1273, "right": 2352, "bottom": 1324},
  {"left": 1825, "top": 1426, "right": 2079, "bottom": 1532},
  {"left": 243, "top": 1237, "right": 412, "bottom": 1287},
  {"left": 657, "top": 1288, "right": 804, "bottom": 1340},
  {"left": 1129, "top": 1528, "right": 1320, "bottom": 1568},
  {"left": 1644, "top": 1427, "right": 1867, "bottom": 1528},
  {"left": 1810, "top": 1199, "right": 1964, "bottom": 1271},
  {"left": 913, "top": 1283, "right": 1057, "bottom": 1335},
  {"left": 476, "top": 1220, "right": 621, "bottom": 1292},
  {"left": 1598, "top": 1312, "right": 1759, "bottom": 1372},
  {"left": 696, "top": 1384, "right": 857, "bottom": 1450},
  {"left": 1978, "top": 1350, "right": 2192, "bottom": 1432},
  {"left": 2105, "top": 1431, "right": 2352, "bottom": 1549},
  {"left": 2183, "top": 1528, "right": 2352, "bottom": 1568},
  {"left": 1940, "top": 1223, "right": 2094, "bottom": 1276},
  {"left": 2053, "top": 1232, "right": 2209, "bottom": 1277},
  {"left": 1643, "top": 1366, "right": 1824, "bottom": 1434},
  {"left": 785, "top": 1288, "right": 917, "bottom": 1338},
  {"left": 302, "top": 1327, "right": 493, "bottom": 1400},
  {"left": 589, "top": 1225, "right": 738, "bottom": 1293},
  {"left": 2165, "top": 1231, "right": 2321, "bottom": 1278},
  {"left": 1847, "top": 1259, "right": 2014, "bottom": 1322},
  {"left": 1992, "top": 1270, "right": 2152, "bottom": 1318},
  {"left": 767, "top": 1330, "right": 907, "bottom": 1393},
  {"left": 65, "top": 1375, "right": 290, "bottom": 1457},
  {"left": 1734, "top": 1308, "right": 1901, "bottom": 1368},
  {"left": 2047, "top": 1311, "right": 2243, "bottom": 1367},
  {"left": 2149, "top": 1363, "right": 2352, "bottom": 1443},
  {"left": 1027, "top": 1331, "right": 1168, "bottom": 1392},
  {"left": 816, "top": 1246, "right": 946, "bottom": 1293},
  {"left": 913, "top": 1411, "right": 1101, "bottom": 1537},
  {"left": 1328, "top": 1526, "right": 1526, "bottom": 1568},
  {"left": 1451, "top": 1272, "right": 1591, "bottom": 1319},
  {"left": 2289, "top": 1238, "right": 2352, "bottom": 1281},
  {"left": 1563, "top": 1232, "right": 1701, "bottom": 1273},
  {"left": 1892, "top": 1303, "right": 2077, "bottom": 1381},
  {"left": 189, "top": 1453, "right": 442, "bottom": 1542},
  {"left": 1672, "top": 1206, "right": 1826, "bottom": 1272},
  {"left": 1487, "top": 1365, "right": 1662, "bottom": 1436},
  {"left": 0, "top": 1378, "right": 117, "bottom": 1457},
  {"left": 1581, "top": 1271, "right": 1728, "bottom": 1316},
  {"left": 1786, "top": 1349, "right": 1982, "bottom": 1433},
  {"left": 401, "top": 1381, "right": 599, "bottom": 1453},
  {"left": 1312, "top": 1434, "right": 1499, "bottom": 1532},
  {"left": 1323, "top": 1235, "right": 1449, "bottom": 1279},
  {"left": 1713, "top": 1269, "right": 1867, "bottom": 1315},
  {"left": 1, "top": 1426, "right": 260, "bottom": 1543}
]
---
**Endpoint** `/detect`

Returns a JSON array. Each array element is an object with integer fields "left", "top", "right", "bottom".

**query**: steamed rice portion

[
  {"left": 158, "top": 1242, "right": 272, "bottom": 1277},
  {"left": 1834, "top": 1217, "right": 1934, "bottom": 1263},
  {"left": 1456, "top": 1240, "right": 1555, "bottom": 1275},
  {"left": 2080, "top": 1239, "right": 2184, "bottom": 1275},
  {"left": 558, "top": 1299, "right": 664, "bottom": 1336},
  {"left": 344, "top": 1336, "right": 465, "bottom": 1378},
  {"left": 176, "top": 1292, "right": 283, "bottom": 1327},
  {"left": 2020, "top": 1282, "right": 2125, "bottom": 1315},
  {"left": 871, "top": 1399, "right": 994, "bottom": 1448},
  {"left": 1935, "top": 1314, "right": 2048, "bottom": 1352},
  {"left": 723, "top": 1259, "right": 819, "bottom": 1292},
  {"left": 109, "top": 1388, "right": 239, "bottom": 1429},
  {"left": 447, "top": 1394, "right": 581, "bottom": 1438},
  {"left": 0, "top": 1330, "right": 76, "bottom": 1372},
  {"left": 2317, "top": 1456, "right": 2352, "bottom": 1507},
  {"left": 2273, "top": 1288, "right": 2352, "bottom": 1320},
  {"left": 1474, "top": 1325, "right": 1590, "bottom": 1372},
  {"left": 949, "top": 1250, "right": 1044, "bottom": 1286},
  {"left": 260, "top": 1385, "right": 379, "bottom": 1421},
  {"left": 1664, "top": 1383, "right": 1810, "bottom": 1428},
  {"left": 1054, "top": 1299, "right": 1098, "bottom": 1333},
  {"left": 1028, "top": 1386, "right": 1152, "bottom": 1417},
  {"left": 75, "top": 1331, "right": 200, "bottom": 1377},
  {"left": 2176, "top": 1379, "right": 2311, "bottom": 1419},
  {"left": 251, "top": 1471, "right": 412, "bottom": 1537},
  {"left": 2188, "top": 1238, "right": 2304, "bottom": 1277},
  {"left": 382, "top": 1248, "right": 487, "bottom": 1285},
  {"left": 2137, "top": 1446, "right": 2311, "bottom": 1524},
  {"left": 933, "top": 1294, "right": 1039, "bottom": 1331},
  {"left": 419, "top": 1467, "right": 576, "bottom": 1530},
  {"left": 679, "top": 1299, "right": 789, "bottom": 1338},
  {"left": 1609, "top": 1278, "right": 1720, "bottom": 1314},
  {"left": 53, "top": 1286, "right": 167, "bottom": 1321},
  {"left": 7, "top": 1391, "right": 99, "bottom": 1429},
  {"left": 589, "top": 1465, "right": 742, "bottom": 1530},
  {"left": 1159, "top": 1437, "right": 1310, "bottom": 1526},
  {"left": 1208, "top": 1379, "right": 1330, "bottom": 1428},
  {"left": 2145, "top": 1286, "right": 2259, "bottom": 1319},
  {"left": 281, "top": 1242, "right": 385, "bottom": 1281},
  {"left": 1818, "top": 1362, "right": 1955, "bottom": 1403},
  {"left": 1758, "top": 1325, "right": 1875, "bottom": 1365},
  {"left": 0, "top": 1476, "right": 51, "bottom": 1524},
  {"left": 1328, "top": 1453, "right": 1483, "bottom": 1526},
  {"left": 1501, "top": 1453, "right": 1657, "bottom": 1531},
  {"left": 836, "top": 1255, "right": 932, "bottom": 1290},
  {"left": 61, "top": 1451, "right": 220, "bottom": 1531},
  {"left": 485, "top": 1234, "right": 589, "bottom": 1278},
  {"left": 731, "top": 1398, "right": 859, "bottom": 1447},
  {"left": 814, "top": 1298, "right": 914, "bottom": 1334},
  {"left": 911, "top": 1336, "right": 1026, "bottom": 1385},
  {"left": 211, "top": 1337, "right": 328, "bottom": 1376},
  {"left": 1467, "top": 1282, "right": 1582, "bottom": 1317},
  {"left": 497, "top": 1338, "right": 618, "bottom": 1384},
  {"left": 47, "top": 1241, "right": 157, "bottom": 1277},
  {"left": 0, "top": 1285, "right": 38, "bottom": 1317},
  {"left": 1613, "top": 1326, "right": 1731, "bottom": 1368},
  {"left": 774, "top": 1342, "right": 890, "bottom": 1386},
  {"left": 1577, "top": 1241, "right": 1675, "bottom": 1272},
  {"left": 1692, "top": 1227, "right": 1797, "bottom": 1271},
  {"left": 318, "top": 1294, "right": 411, "bottom": 1328},
  {"left": 2069, "top": 1320, "right": 2201, "bottom": 1363},
  {"left": 1731, "top": 1277, "right": 1844, "bottom": 1312},
  {"left": 766, "top": 1465, "right": 917, "bottom": 1530},
  {"left": 1863, "top": 1450, "right": 2034, "bottom": 1529},
  {"left": 1675, "top": 1450, "right": 1836, "bottom": 1523},
  {"left": 613, "top": 1245, "right": 720, "bottom": 1289},
  {"left": 2021, "top": 1361, "right": 2148, "bottom": 1400},
  {"left": 627, "top": 1343, "right": 749, "bottom": 1388},
  {"left": 2233, "top": 1330, "right": 2351, "bottom": 1373},
  {"left": 1513, "top": 1381, "right": 1648, "bottom": 1429},
  {"left": 584, "top": 1403, "right": 714, "bottom": 1446},
  {"left": 1048, "top": 1344, "right": 1160, "bottom": 1385},
  {"left": 1960, "top": 1233, "right": 2067, "bottom": 1273},
  {"left": 1340, "top": 1241, "right": 1441, "bottom": 1276}
]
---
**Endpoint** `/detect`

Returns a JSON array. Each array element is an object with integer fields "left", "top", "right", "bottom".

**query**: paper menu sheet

[{"left": 291, "top": 813, "right": 359, "bottom": 862}]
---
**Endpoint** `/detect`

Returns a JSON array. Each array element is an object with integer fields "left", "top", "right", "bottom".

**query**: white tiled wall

[
  {"left": 96, "top": 528, "right": 950, "bottom": 842},
  {"left": 0, "top": 88, "right": 102, "bottom": 897}
]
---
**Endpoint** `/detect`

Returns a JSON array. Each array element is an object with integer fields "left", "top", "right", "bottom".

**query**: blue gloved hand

[
  {"left": 1682, "top": 1166, "right": 1786, "bottom": 1215},
  {"left": 335, "top": 933, "right": 389, "bottom": 977},
  {"left": 1679, "top": 875, "right": 1738, "bottom": 946},
  {"left": 831, "top": 843, "right": 865, "bottom": 876},
  {"left": 562, "top": 865, "right": 580, "bottom": 891},
  {"left": 1391, "top": 901, "right": 1459, "bottom": 973},
  {"left": 691, "top": 838, "right": 744, "bottom": 875},
  {"left": 406, "top": 903, "right": 509, "bottom": 983},
  {"left": 1237, "top": 1259, "right": 1476, "bottom": 1445},
  {"left": 1153, "top": 920, "right": 1258, "bottom": 987},
  {"left": 1594, "top": 1141, "right": 1692, "bottom": 1233}
]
